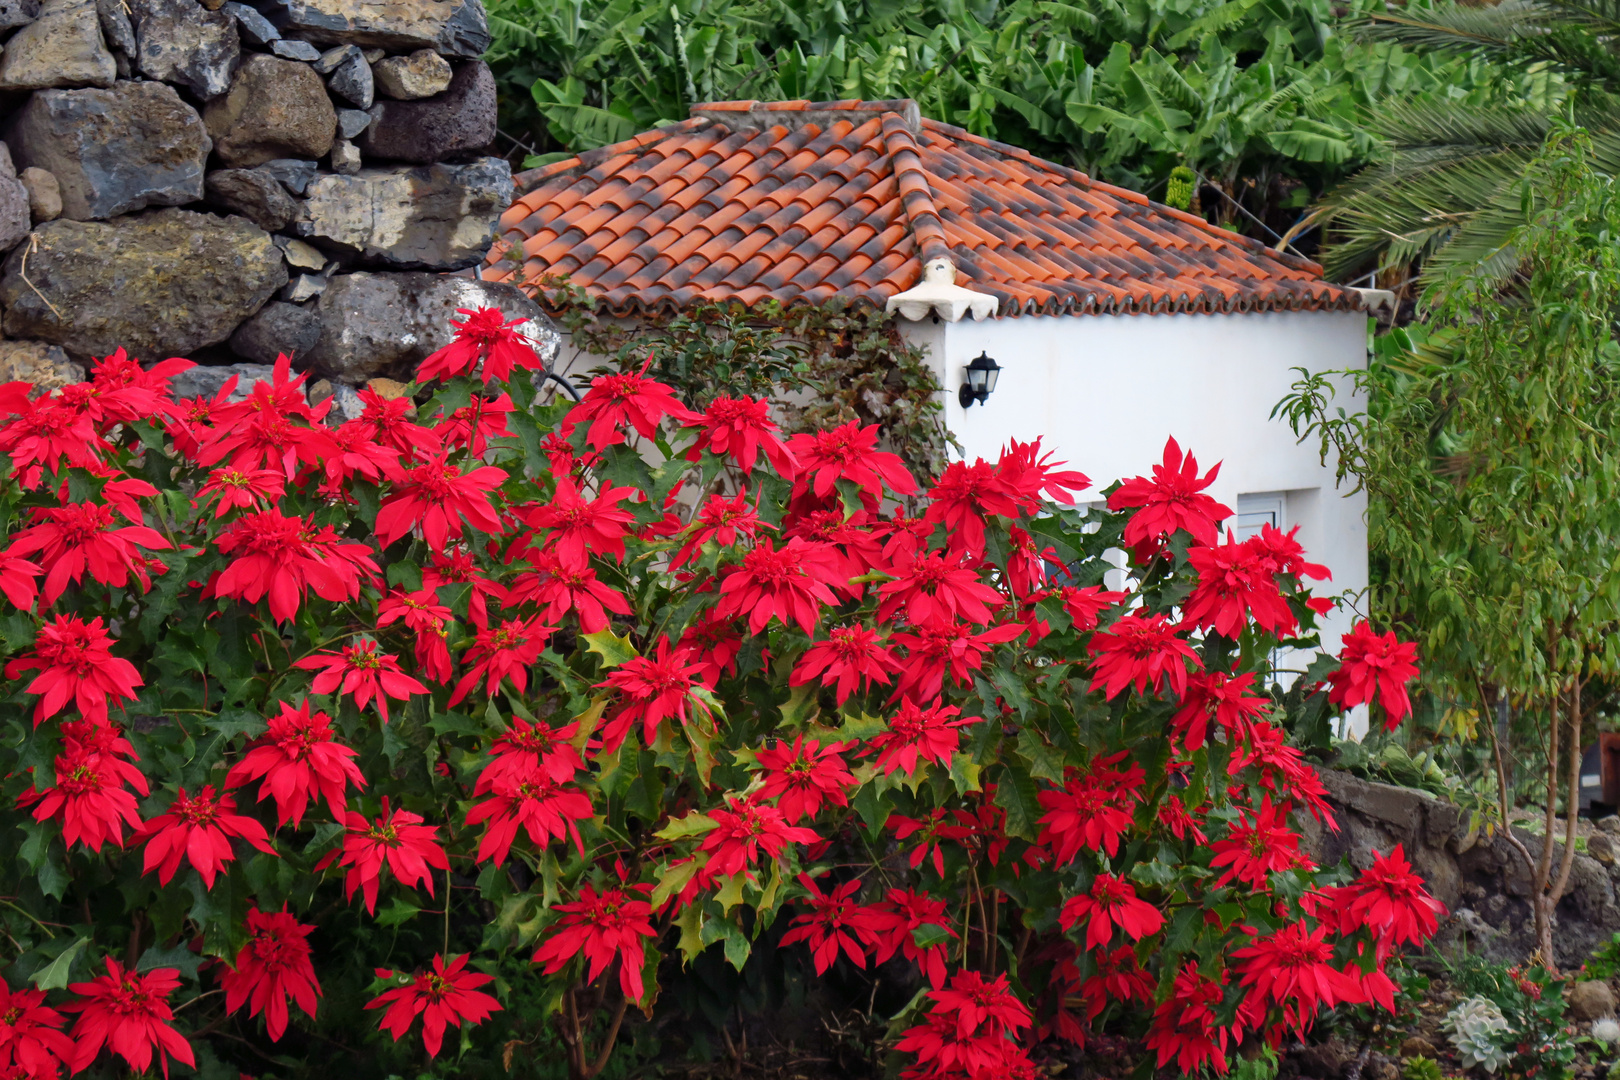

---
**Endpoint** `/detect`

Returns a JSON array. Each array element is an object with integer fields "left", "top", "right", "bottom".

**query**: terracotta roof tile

[{"left": 488, "top": 98, "right": 1360, "bottom": 318}]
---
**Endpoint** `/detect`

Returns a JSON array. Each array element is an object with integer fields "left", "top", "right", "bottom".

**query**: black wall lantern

[{"left": 959, "top": 351, "right": 1002, "bottom": 408}]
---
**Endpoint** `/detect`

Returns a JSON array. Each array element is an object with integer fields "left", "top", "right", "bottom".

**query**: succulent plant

[
  {"left": 1442, "top": 996, "right": 1513, "bottom": 1073},
  {"left": 1402, "top": 1056, "right": 1443, "bottom": 1080}
]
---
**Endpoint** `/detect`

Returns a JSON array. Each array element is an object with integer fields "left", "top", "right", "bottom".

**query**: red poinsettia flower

[
  {"left": 865, "top": 699, "right": 972, "bottom": 777},
  {"left": 210, "top": 511, "right": 378, "bottom": 624},
  {"left": 506, "top": 547, "right": 632, "bottom": 633},
  {"left": 196, "top": 467, "right": 285, "bottom": 519},
  {"left": 418, "top": 307, "right": 544, "bottom": 385},
  {"left": 678, "top": 610, "right": 742, "bottom": 687},
  {"left": 697, "top": 795, "right": 818, "bottom": 886},
  {"left": 670, "top": 490, "right": 769, "bottom": 570},
  {"left": 1209, "top": 796, "right": 1309, "bottom": 889},
  {"left": 134, "top": 785, "right": 276, "bottom": 889},
  {"left": 5, "top": 501, "right": 171, "bottom": 607},
  {"left": 1250, "top": 522, "right": 1330, "bottom": 581},
  {"left": 367, "top": 953, "right": 501, "bottom": 1059},
  {"left": 1058, "top": 584, "right": 1126, "bottom": 631},
  {"left": 0, "top": 979, "right": 77, "bottom": 1079},
  {"left": 780, "top": 875, "right": 882, "bottom": 974},
  {"left": 1144, "top": 962, "right": 1232, "bottom": 1076},
  {"left": 448, "top": 616, "right": 554, "bottom": 706},
  {"left": 224, "top": 700, "right": 366, "bottom": 828},
  {"left": 790, "top": 625, "right": 899, "bottom": 705},
  {"left": 1184, "top": 532, "right": 1297, "bottom": 639},
  {"left": 316, "top": 797, "right": 450, "bottom": 914},
  {"left": 517, "top": 478, "right": 637, "bottom": 571},
  {"left": 1228, "top": 721, "right": 1336, "bottom": 823},
  {"left": 193, "top": 356, "right": 337, "bottom": 479},
  {"left": 348, "top": 388, "right": 442, "bottom": 458},
  {"left": 0, "top": 393, "right": 102, "bottom": 489},
  {"left": 1157, "top": 794, "right": 1209, "bottom": 844},
  {"left": 876, "top": 551, "right": 1004, "bottom": 629},
  {"left": 375, "top": 587, "right": 455, "bottom": 684},
  {"left": 896, "top": 970, "right": 1033, "bottom": 1080},
  {"left": 714, "top": 537, "right": 846, "bottom": 636},
  {"left": 597, "top": 637, "right": 710, "bottom": 752},
  {"left": 867, "top": 889, "right": 955, "bottom": 989},
  {"left": 1328, "top": 844, "right": 1447, "bottom": 947},
  {"left": 889, "top": 621, "right": 1024, "bottom": 702},
  {"left": 1170, "top": 670, "right": 1272, "bottom": 754},
  {"left": 531, "top": 880, "right": 658, "bottom": 1001},
  {"left": 1087, "top": 612, "right": 1201, "bottom": 699},
  {"left": 1108, "top": 437, "right": 1234, "bottom": 561},
  {"left": 221, "top": 906, "right": 321, "bottom": 1042},
  {"left": 1233, "top": 919, "right": 1364, "bottom": 1032},
  {"left": 785, "top": 421, "right": 916, "bottom": 510},
  {"left": 477, "top": 717, "right": 584, "bottom": 793},
  {"left": 465, "top": 775, "right": 593, "bottom": 863},
  {"left": 560, "top": 356, "right": 701, "bottom": 450},
  {"left": 0, "top": 549, "right": 42, "bottom": 611},
  {"left": 995, "top": 438, "right": 1090, "bottom": 505},
  {"left": 754, "top": 736, "right": 854, "bottom": 823},
  {"left": 686, "top": 395, "right": 797, "bottom": 476},
  {"left": 375, "top": 455, "right": 506, "bottom": 550},
  {"left": 293, "top": 641, "right": 429, "bottom": 725},
  {"left": 1327, "top": 621, "right": 1420, "bottom": 729},
  {"left": 888, "top": 810, "right": 952, "bottom": 877},
  {"left": 1074, "top": 945, "right": 1155, "bottom": 1022},
  {"left": 1059, "top": 873, "right": 1164, "bottom": 950},
  {"left": 63, "top": 959, "right": 194, "bottom": 1079},
  {"left": 24, "top": 721, "right": 148, "bottom": 851},
  {"left": 433, "top": 392, "right": 516, "bottom": 456},
  {"left": 1036, "top": 753, "right": 1146, "bottom": 863},
  {"left": 5, "top": 614, "right": 142, "bottom": 726},
  {"left": 922, "top": 458, "right": 1027, "bottom": 559}
]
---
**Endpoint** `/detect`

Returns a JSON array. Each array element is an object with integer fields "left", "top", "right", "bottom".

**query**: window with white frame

[{"left": 1233, "top": 492, "right": 1286, "bottom": 540}]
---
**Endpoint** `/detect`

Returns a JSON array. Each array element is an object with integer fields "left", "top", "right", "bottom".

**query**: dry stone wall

[{"left": 0, "top": 0, "right": 556, "bottom": 401}]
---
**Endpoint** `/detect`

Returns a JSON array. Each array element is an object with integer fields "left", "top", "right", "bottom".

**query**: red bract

[
  {"left": 1170, "top": 670, "right": 1271, "bottom": 754},
  {"left": 1229, "top": 721, "right": 1336, "bottom": 823},
  {"left": 867, "top": 699, "right": 971, "bottom": 777},
  {"left": 597, "top": 637, "right": 709, "bottom": 751},
  {"left": 889, "top": 810, "right": 951, "bottom": 876},
  {"left": 1209, "top": 797, "right": 1308, "bottom": 889},
  {"left": 780, "top": 875, "right": 881, "bottom": 974},
  {"left": 376, "top": 587, "right": 455, "bottom": 684},
  {"left": 0, "top": 551, "right": 41, "bottom": 611},
  {"left": 786, "top": 421, "right": 916, "bottom": 509},
  {"left": 63, "top": 959, "right": 194, "bottom": 1079},
  {"left": 25, "top": 722, "right": 148, "bottom": 851},
  {"left": 1144, "top": 963, "right": 1232, "bottom": 1076},
  {"left": 877, "top": 552, "right": 1003, "bottom": 629},
  {"left": 1251, "top": 522, "right": 1330, "bottom": 581},
  {"left": 922, "top": 459, "right": 1027, "bottom": 558},
  {"left": 0, "top": 980, "right": 76, "bottom": 1079},
  {"left": 890, "top": 621, "right": 1022, "bottom": 702},
  {"left": 318, "top": 798, "right": 450, "bottom": 914},
  {"left": 211, "top": 511, "right": 378, "bottom": 623},
  {"left": 1157, "top": 793, "right": 1208, "bottom": 844},
  {"left": 790, "top": 625, "right": 899, "bottom": 704},
  {"left": 896, "top": 969, "right": 1033, "bottom": 1080},
  {"left": 1075, "top": 945, "right": 1155, "bottom": 1022},
  {"left": 7, "top": 501, "right": 170, "bottom": 607},
  {"left": 670, "top": 490, "right": 768, "bottom": 570},
  {"left": 375, "top": 456, "right": 506, "bottom": 550},
  {"left": 221, "top": 907, "right": 321, "bottom": 1041},
  {"left": 418, "top": 307, "right": 544, "bottom": 384},
  {"left": 995, "top": 438, "right": 1090, "bottom": 506},
  {"left": 507, "top": 548, "right": 631, "bottom": 633},
  {"left": 1184, "top": 533, "right": 1297, "bottom": 639},
  {"left": 1233, "top": 920, "right": 1362, "bottom": 1032},
  {"left": 196, "top": 467, "right": 285, "bottom": 519},
  {"left": 0, "top": 394, "right": 101, "bottom": 488},
  {"left": 1059, "top": 873, "right": 1163, "bottom": 950},
  {"left": 349, "top": 388, "right": 442, "bottom": 458},
  {"left": 294, "top": 641, "right": 429, "bottom": 725},
  {"left": 448, "top": 616, "right": 553, "bottom": 705},
  {"left": 367, "top": 954, "right": 501, "bottom": 1059},
  {"left": 755, "top": 735, "right": 854, "bottom": 822},
  {"left": 868, "top": 889, "right": 955, "bottom": 989},
  {"left": 697, "top": 795, "right": 817, "bottom": 885},
  {"left": 1036, "top": 754, "right": 1145, "bottom": 863},
  {"left": 135, "top": 785, "right": 276, "bottom": 888},
  {"left": 679, "top": 610, "right": 742, "bottom": 686},
  {"left": 435, "top": 392, "right": 516, "bottom": 456},
  {"left": 1327, "top": 621, "right": 1420, "bottom": 729},
  {"left": 561, "top": 356, "right": 700, "bottom": 450},
  {"left": 715, "top": 537, "right": 844, "bottom": 635},
  {"left": 1108, "top": 437, "right": 1233, "bottom": 561},
  {"left": 5, "top": 614, "right": 141, "bottom": 726},
  {"left": 1058, "top": 584, "right": 1126, "bottom": 631},
  {"left": 1087, "top": 612, "right": 1200, "bottom": 699},
  {"left": 518, "top": 478, "right": 636, "bottom": 571},
  {"left": 424, "top": 549, "right": 507, "bottom": 628},
  {"left": 687, "top": 395, "right": 796, "bottom": 476},
  {"left": 531, "top": 882, "right": 657, "bottom": 1001},
  {"left": 83, "top": 350, "right": 191, "bottom": 427},
  {"left": 478, "top": 717, "right": 583, "bottom": 791},
  {"left": 465, "top": 775, "right": 593, "bottom": 862},
  {"left": 1328, "top": 844, "right": 1447, "bottom": 947},
  {"left": 225, "top": 700, "right": 366, "bottom": 828}
]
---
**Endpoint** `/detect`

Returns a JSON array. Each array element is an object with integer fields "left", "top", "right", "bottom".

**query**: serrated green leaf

[
  {"left": 30, "top": 938, "right": 88, "bottom": 990},
  {"left": 994, "top": 765, "right": 1042, "bottom": 840},
  {"left": 650, "top": 860, "right": 701, "bottom": 910},
  {"left": 137, "top": 942, "right": 206, "bottom": 981},
  {"left": 375, "top": 897, "right": 423, "bottom": 927},
  {"left": 654, "top": 812, "right": 718, "bottom": 841},
  {"left": 713, "top": 871, "right": 747, "bottom": 912},
  {"left": 779, "top": 683, "right": 818, "bottom": 728},
  {"left": 676, "top": 902, "right": 705, "bottom": 962},
  {"left": 583, "top": 629, "right": 639, "bottom": 668},
  {"left": 1015, "top": 729, "right": 1066, "bottom": 784}
]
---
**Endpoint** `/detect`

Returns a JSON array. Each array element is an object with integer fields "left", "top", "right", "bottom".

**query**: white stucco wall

[{"left": 905, "top": 308, "right": 1370, "bottom": 661}]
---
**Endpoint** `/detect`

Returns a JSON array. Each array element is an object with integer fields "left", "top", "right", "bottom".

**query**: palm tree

[{"left": 1321, "top": 0, "right": 1616, "bottom": 282}]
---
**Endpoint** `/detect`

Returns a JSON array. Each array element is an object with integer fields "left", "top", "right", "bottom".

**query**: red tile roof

[{"left": 486, "top": 99, "right": 1359, "bottom": 318}]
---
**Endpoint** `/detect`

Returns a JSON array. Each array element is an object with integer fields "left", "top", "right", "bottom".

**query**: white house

[{"left": 484, "top": 97, "right": 1372, "bottom": 657}]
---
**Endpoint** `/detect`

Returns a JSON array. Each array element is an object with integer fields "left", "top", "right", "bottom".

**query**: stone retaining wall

[
  {"left": 0, "top": 0, "right": 556, "bottom": 404},
  {"left": 1305, "top": 768, "right": 1620, "bottom": 969}
]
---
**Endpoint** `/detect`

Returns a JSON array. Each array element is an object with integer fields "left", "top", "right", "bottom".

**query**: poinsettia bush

[{"left": 0, "top": 309, "right": 1440, "bottom": 1080}]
